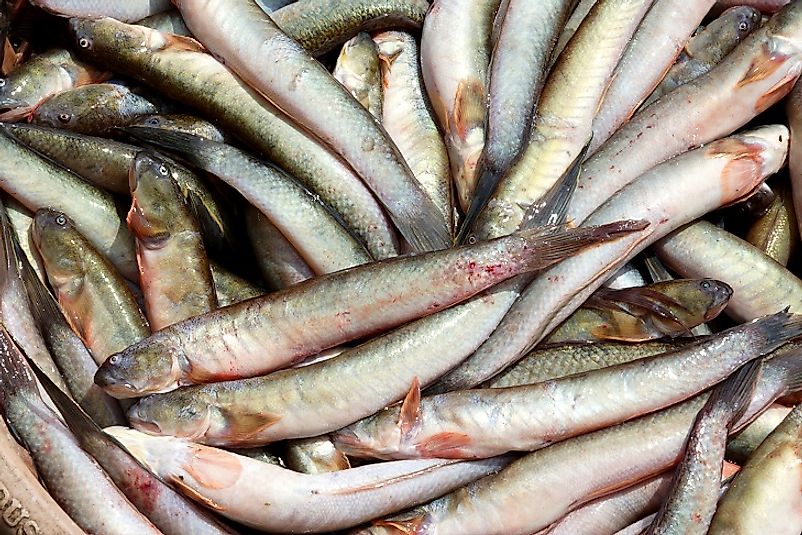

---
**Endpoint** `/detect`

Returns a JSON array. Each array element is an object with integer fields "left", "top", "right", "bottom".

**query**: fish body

[{"left": 334, "top": 32, "right": 382, "bottom": 120}]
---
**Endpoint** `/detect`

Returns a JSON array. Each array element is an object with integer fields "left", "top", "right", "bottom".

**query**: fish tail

[
  {"left": 520, "top": 219, "right": 648, "bottom": 271},
  {"left": 766, "top": 343, "right": 802, "bottom": 395},
  {"left": 118, "top": 126, "right": 207, "bottom": 166},
  {"left": 374, "top": 515, "right": 427, "bottom": 534},
  {"left": 751, "top": 310, "right": 802, "bottom": 351},
  {"left": 706, "top": 358, "right": 765, "bottom": 430},
  {"left": 456, "top": 160, "right": 502, "bottom": 244}
]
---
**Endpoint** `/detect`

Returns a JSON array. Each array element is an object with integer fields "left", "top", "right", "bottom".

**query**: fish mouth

[{"left": 94, "top": 363, "right": 142, "bottom": 399}]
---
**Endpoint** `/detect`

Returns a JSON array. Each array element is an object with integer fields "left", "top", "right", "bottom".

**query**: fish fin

[
  {"left": 451, "top": 79, "right": 485, "bottom": 140},
  {"left": 168, "top": 474, "right": 226, "bottom": 511},
  {"left": 517, "top": 219, "right": 649, "bottom": 272},
  {"left": 399, "top": 377, "right": 421, "bottom": 439},
  {"left": 586, "top": 286, "right": 690, "bottom": 326},
  {"left": 750, "top": 311, "right": 802, "bottom": 352},
  {"left": 374, "top": 516, "right": 427, "bottom": 534},
  {"left": 0, "top": 325, "right": 39, "bottom": 407},
  {"left": 414, "top": 431, "right": 471, "bottom": 458},
  {"left": 736, "top": 40, "right": 792, "bottom": 87},
  {"left": 119, "top": 127, "right": 207, "bottom": 167},
  {"left": 755, "top": 74, "right": 798, "bottom": 113},
  {"left": 182, "top": 446, "right": 242, "bottom": 490},
  {"left": 644, "top": 253, "right": 674, "bottom": 283},
  {"left": 590, "top": 321, "right": 651, "bottom": 343},
  {"left": 1, "top": 39, "right": 16, "bottom": 75},
  {"left": 218, "top": 408, "right": 281, "bottom": 443},
  {"left": 708, "top": 358, "right": 765, "bottom": 430},
  {"left": 163, "top": 34, "right": 206, "bottom": 53},
  {"left": 765, "top": 344, "right": 802, "bottom": 396}
]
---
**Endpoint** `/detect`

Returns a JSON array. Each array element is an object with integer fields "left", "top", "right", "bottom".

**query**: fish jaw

[{"left": 94, "top": 339, "right": 189, "bottom": 398}]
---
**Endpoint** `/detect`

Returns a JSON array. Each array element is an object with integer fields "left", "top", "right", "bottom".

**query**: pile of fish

[{"left": 0, "top": 0, "right": 801, "bottom": 533}]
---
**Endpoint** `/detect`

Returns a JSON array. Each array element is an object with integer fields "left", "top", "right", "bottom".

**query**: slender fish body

[
  {"left": 130, "top": 114, "right": 227, "bottom": 143},
  {"left": 655, "top": 220, "right": 802, "bottom": 321},
  {"left": 0, "top": 328, "right": 161, "bottom": 534},
  {"left": 175, "top": 0, "right": 450, "bottom": 252},
  {"left": 107, "top": 426, "right": 510, "bottom": 534},
  {"left": 421, "top": 0, "right": 500, "bottom": 212},
  {"left": 32, "top": 209, "right": 150, "bottom": 366},
  {"left": 471, "top": 0, "right": 654, "bottom": 240},
  {"left": 128, "top": 151, "right": 217, "bottom": 330},
  {"left": 568, "top": 2, "right": 802, "bottom": 224},
  {"left": 27, "top": 0, "right": 171, "bottom": 22},
  {"left": 284, "top": 436, "right": 351, "bottom": 474},
  {"left": 589, "top": 0, "right": 716, "bottom": 154},
  {"left": 70, "top": 17, "right": 399, "bottom": 260},
  {"left": 745, "top": 182, "right": 798, "bottom": 265},
  {"left": 333, "top": 313, "right": 801, "bottom": 460},
  {"left": 96, "top": 221, "right": 643, "bottom": 398},
  {"left": 209, "top": 261, "right": 263, "bottom": 307},
  {"left": 435, "top": 126, "right": 787, "bottom": 392},
  {"left": 374, "top": 31, "right": 452, "bottom": 231},
  {"left": 727, "top": 402, "right": 792, "bottom": 463},
  {"left": 709, "top": 402, "right": 802, "bottom": 534}
]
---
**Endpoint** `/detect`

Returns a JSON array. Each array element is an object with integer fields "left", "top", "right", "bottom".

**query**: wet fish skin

[
  {"left": 0, "top": 327, "right": 161, "bottom": 534},
  {"left": 333, "top": 312, "right": 801, "bottom": 460},
  {"left": 32, "top": 208, "right": 150, "bottom": 366},
  {"left": 486, "top": 341, "right": 683, "bottom": 389},
  {"left": 28, "top": 0, "right": 172, "bottom": 22},
  {"left": 0, "top": 49, "right": 107, "bottom": 122},
  {"left": 745, "top": 182, "right": 798, "bottom": 265},
  {"left": 786, "top": 78, "right": 802, "bottom": 240},
  {"left": 568, "top": 1, "right": 802, "bottom": 225},
  {"left": 547, "top": 278, "right": 732, "bottom": 343},
  {"left": 644, "top": 6, "right": 762, "bottom": 106},
  {"left": 69, "top": 17, "right": 400, "bottom": 261},
  {"left": 472, "top": 0, "right": 654, "bottom": 240},
  {"left": 590, "top": 0, "right": 717, "bottom": 154},
  {"left": 646, "top": 361, "right": 760, "bottom": 534},
  {"left": 175, "top": 0, "right": 449, "bottom": 253},
  {"left": 334, "top": 32, "right": 382, "bottom": 120},
  {"left": 374, "top": 31, "right": 452, "bottom": 231},
  {"left": 137, "top": 9, "right": 192, "bottom": 36},
  {"left": 284, "top": 436, "right": 351, "bottom": 474},
  {"left": 107, "top": 426, "right": 510, "bottom": 533},
  {"left": 655, "top": 220, "right": 802, "bottom": 321},
  {"left": 245, "top": 205, "right": 314, "bottom": 291},
  {"left": 270, "top": 0, "right": 429, "bottom": 56},
  {"left": 726, "top": 402, "right": 791, "bottom": 463},
  {"left": 209, "top": 260, "right": 263, "bottom": 307},
  {"left": 434, "top": 125, "right": 787, "bottom": 392},
  {"left": 33, "top": 82, "right": 159, "bottom": 135},
  {"left": 421, "top": 0, "right": 500, "bottom": 212},
  {"left": 710, "top": 402, "right": 802, "bottom": 534},
  {"left": 131, "top": 113, "right": 226, "bottom": 143},
  {"left": 97, "top": 220, "right": 644, "bottom": 399}
]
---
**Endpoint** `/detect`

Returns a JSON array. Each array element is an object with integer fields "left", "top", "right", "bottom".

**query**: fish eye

[
  {"left": 78, "top": 37, "right": 92, "bottom": 49},
  {"left": 701, "top": 281, "right": 710, "bottom": 289},
  {"left": 146, "top": 117, "right": 161, "bottom": 126},
  {"left": 467, "top": 235, "right": 478, "bottom": 245},
  {"left": 57, "top": 113, "right": 71, "bottom": 123},
  {"left": 0, "top": 79, "right": 6, "bottom": 88},
  {"left": 738, "top": 21, "right": 749, "bottom": 32},
  {"left": 55, "top": 214, "right": 66, "bottom": 226},
  {"left": 158, "top": 164, "right": 169, "bottom": 176},
  {"left": 108, "top": 354, "right": 119, "bottom": 365}
]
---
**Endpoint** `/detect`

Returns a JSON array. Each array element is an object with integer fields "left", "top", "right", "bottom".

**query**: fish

[
  {"left": 333, "top": 312, "right": 801, "bottom": 460},
  {"left": 468, "top": 0, "right": 574, "bottom": 232},
  {"left": 486, "top": 340, "right": 683, "bottom": 389},
  {"left": 469, "top": 0, "right": 653, "bottom": 240},
  {"left": 726, "top": 402, "right": 792, "bottom": 463},
  {"left": 655, "top": 220, "right": 802, "bottom": 321},
  {"left": 550, "top": 0, "right": 598, "bottom": 63},
  {"left": 745, "top": 182, "right": 798, "bottom": 265},
  {"left": 589, "top": 0, "right": 717, "bottom": 154},
  {"left": 31, "top": 208, "right": 150, "bottom": 366},
  {"left": 374, "top": 31, "right": 453, "bottom": 230},
  {"left": 27, "top": 0, "right": 172, "bottom": 22},
  {"left": 244, "top": 205, "right": 314, "bottom": 291},
  {"left": 643, "top": 6, "right": 763, "bottom": 106},
  {"left": 128, "top": 151, "right": 217, "bottom": 330},
  {"left": 270, "top": 0, "right": 430, "bottom": 56},
  {"left": 546, "top": 279, "right": 732, "bottom": 343},
  {"left": 27, "top": 355, "right": 239, "bottom": 535},
  {"left": 709, "top": 401, "right": 802, "bottom": 534},
  {"left": 362, "top": 345, "right": 802, "bottom": 535},
  {"left": 0, "top": 126, "right": 137, "bottom": 280},
  {"left": 645, "top": 360, "right": 761, "bottom": 534},
  {"left": 433, "top": 125, "right": 787, "bottom": 392},
  {"left": 173, "top": 0, "right": 450, "bottom": 252},
  {"left": 333, "top": 32, "right": 383, "bottom": 120},
  {"left": 713, "top": 0, "right": 790, "bottom": 15},
  {"left": 96, "top": 220, "right": 644, "bottom": 399},
  {"left": 567, "top": 1, "right": 802, "bottom": 225},
  {"left": 124, "top": 127, "right": 373, "bottom": 275},
  {"left": 283, "top": 436, "right": 351, "bottom": 475},
  {"left": 136, "top": 9, "right": 192, "bottom": 36},
  {"left": 786, "top": 77, "right": 802, "bottom": 239},
  {"left": 32, "top": 82, "right": 159, "bottom": 135},
  {"left": 421, "top": 0, "right": 500, "bottom": 212},
  {"left": 3, "top": 123, "right": 234, "bottom": 255},
  {"left": 130, "top": 113, "right": 227, "bottom": 143},
  {"left": 106, "top": 425, "right": 511, "bottom": 533},
  {"left": 0, "top": 326, "right": 161, "bottom": 534},
  {"left": 0, "top": 48, "right": 106, "bottom": 122},
  {"left": 209, "top": 261, "right": 263, "bottom": 307},
  {"left": 69, "top": 17, "right": 400, "bottom": 261}
]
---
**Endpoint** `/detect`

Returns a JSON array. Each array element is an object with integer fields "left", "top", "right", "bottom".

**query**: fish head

[
  {"left": 31, "top": 92, "right": 79, "bottom": 130},
  {"left": 31, "top": 209, "right": 87, "bottom": 290},
  {"left": 131, "top": 114, "right": 226, "bottom": 143},
  {"left": 70, "top": 17, "right": 164, "bottom": 66},
  {"left": 697, "top": 279, "right": 734, "bottom": 321},
  {"left": 94, "top": 336, "right": 189, "bottom": 398},
  {"left": 128, "top": 151, "right": 187, "bottom": 248},
  {"left": 127, "top": 387, "right": 216, "bottom": 442}
]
